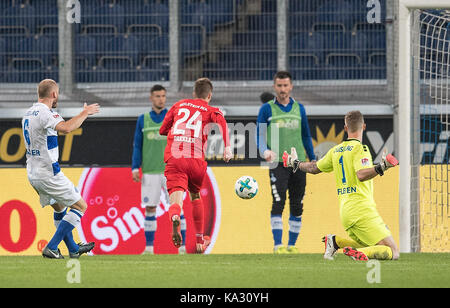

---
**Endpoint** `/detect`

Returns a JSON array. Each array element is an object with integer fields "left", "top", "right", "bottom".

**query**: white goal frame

[{"left": 398, "top": 0, "right": 450, "bottom": 253}]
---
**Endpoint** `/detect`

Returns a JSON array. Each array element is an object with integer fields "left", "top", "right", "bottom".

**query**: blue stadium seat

[
  {"left": 233, "top": 32, "right": 277, "bottom": 49},
  {"left": 9, "top": 35, "right": 57, "bottom": 67},
  {"left": 98, "top": 55, "right": 133, "bottom": 70},
  {"left": 289, "top": 0, "right": 325, "bottom": 12},
  {"left": 322, "top": 32, "right": 350, "bottom": 52},
  {"left": 325, "top": 53, "right": 362, "bottom": 79},
  {"left": 1, "top": 4, "right": 36, "bottom": 34},
  {"left": 146, "top": 35, "right": 169, "bottom": 56},
  {"left": 130, "top": 2, "right": 169, "bottom": 33},
  {"left": 368, "top": 52, "right": 386, "bottom": 67},
  {"left": 316, "top": 0, "right": 354, "bottom": 31},
  {"left": 189, "top": 2, "right": 217, "bottom": 33},
  {"left": 219, "top": 50, "right": 276, "bottom": 70},
  {"left": 105, "top": 35, "right": 139, "bottom": 65},
  {"left": 10, "top": 57, "right": 43, "bottom": 72},
  {"left": 210, "top": 0, "right": 235, "bottom": 25},
  {"left": 139, "top": 55, "right": 169, "bottom": 81},
  {"left": 182, "top": 32, "right": 204, "bottom": 57},
  {"left": 289, "top": 32, "right": 325, "bottom": 60},
  {"left": 289, "top": 13, "right": 316, "bottom": 34},
  {"left": 82, "top": 24, "right": 118, "bottom": 35},
  {"left": 289, "top": 53, "right": 320, "bottom": 80},
  {"left": 34, "top": 34, "right": 58, "bottom": 67},
  {"left": 90, "top": 4, "right": 125, "bottom": 33},
  {"left": 39, "top": 25, "right": 58, "bottom": 36},
  {"left": 126, "top": 24, "right": 162, "bottom": 36},
  {"left": 247, "top": 15, "right": 277, "bottom": 31},
  {"left": 350, "top": 32, "right": 369, "bottom": 63},
  {"left": 75, "top": 35, "right": 97, "bottom": 68},
  {"left": 0, "top": 37, "right": 7, "bottom": 68},
  {"left": 34, "top": 1, "right": 58, "bottom": 33}
]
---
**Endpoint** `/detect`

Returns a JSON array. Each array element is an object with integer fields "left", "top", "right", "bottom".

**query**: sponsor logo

[{"left": 77, "top": 167, "right": 220, "bottom": 254}]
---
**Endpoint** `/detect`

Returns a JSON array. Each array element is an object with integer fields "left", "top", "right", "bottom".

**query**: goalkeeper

[{"left": 283, "top": 111, "right": 399, "bottom": 261}]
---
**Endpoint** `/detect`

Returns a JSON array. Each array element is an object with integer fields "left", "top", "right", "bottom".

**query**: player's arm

[
  {"left": 357, "top": 150, "right": 399, "bottom": 182},
  {"left": 212, "top": 110, "right": 232, "bottom": 162},
  {"left": 55, "top": 103, "right": 100, "bottom": 134},
  {"left": 297, "top": 161, "right": 322, "bottom": 174},
  {"left": 131, "top": 115, "right": 144, "bottom": 183},
  {"left": 299, "top": 104, "right": 316, "bottom": 161},
  {"left": 283, "top": 147, "right": 321, "bottom": 174},
  {"left": 159, "top": 105, "right": 175, "bottom": 136},
  {"left": 256, "top": 104, "right": 277, "bottom": 162}
]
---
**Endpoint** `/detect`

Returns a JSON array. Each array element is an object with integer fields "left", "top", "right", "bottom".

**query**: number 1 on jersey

[{"left": 339, "top": 155, "right": 347, "bottom": 184}]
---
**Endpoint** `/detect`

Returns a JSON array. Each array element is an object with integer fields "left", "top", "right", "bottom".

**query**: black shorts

[{"left": 269, "top": 162, "right": 306, "bottom": 216}]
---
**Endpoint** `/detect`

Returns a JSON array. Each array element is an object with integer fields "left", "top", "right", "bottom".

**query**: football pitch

[{"left": 0, "top": 253, "right": 449, "bottom": 289}]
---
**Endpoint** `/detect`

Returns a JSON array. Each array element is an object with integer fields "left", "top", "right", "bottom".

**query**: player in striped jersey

[{"left": 22, "top": 79, "right": 99, "bottom": 259}]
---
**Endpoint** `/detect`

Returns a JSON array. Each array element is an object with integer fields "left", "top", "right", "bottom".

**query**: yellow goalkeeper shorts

[{"left": 345, "top": 214, "right": 392, "bottom": 247}]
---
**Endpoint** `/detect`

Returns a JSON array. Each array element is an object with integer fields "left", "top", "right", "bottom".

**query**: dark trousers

[{"left": 269, "top": 162, "right": 306, "bottom": 217}]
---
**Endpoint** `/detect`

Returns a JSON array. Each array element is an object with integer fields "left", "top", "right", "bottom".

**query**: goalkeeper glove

[
  {"left": 374, "top": 149, "right": 399, "bottom": 176},
  {"left": 282, "top": 147, "right": 300, "bottom": 173}
]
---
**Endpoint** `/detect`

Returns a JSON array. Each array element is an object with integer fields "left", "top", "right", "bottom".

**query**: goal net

[{"left": 399, "top": 1, "right": 450, "bottom": 252}]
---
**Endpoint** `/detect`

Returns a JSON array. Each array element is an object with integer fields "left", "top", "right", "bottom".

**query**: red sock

[
  {"left": 168, "top": 203, "right": 181, "bottom": 220},
  {"left": 191, "top": 198, "right": 204, "bottom": 244}
]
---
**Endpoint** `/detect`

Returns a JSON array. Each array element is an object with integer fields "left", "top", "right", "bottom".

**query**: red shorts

[{"left": 164, "top": 157, "right": 207, "bottom": 195}]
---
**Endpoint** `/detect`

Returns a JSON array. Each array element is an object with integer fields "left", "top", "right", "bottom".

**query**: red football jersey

[{"left": 159, "top": 99, "right": 230, "bottom": 162}]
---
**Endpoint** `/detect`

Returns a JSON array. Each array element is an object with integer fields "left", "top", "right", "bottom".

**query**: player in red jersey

[{"left": 159, "top": 78, "right": 232, "bottom": 253}]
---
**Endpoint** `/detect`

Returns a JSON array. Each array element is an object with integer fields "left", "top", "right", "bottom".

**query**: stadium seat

[
  {"left": 98, "top": 55, "right": 133, "bottom": 70},
  {"left": 316, "top": 0, "right": 354, "bottom": 31},
  {"left": 10, "top": 57, "right": 44, "bottom": 71},
  {"left": 75, "top": 35, "right": 97, "bottom": 68},
  {"left": 146, "top": 34, "right": 169, "bottom": 56},
  {"left": 233, "top": 32, "right": 277, "bottom": 50},
  {"left": 126, "top": 24, "right": 162, "bottom": 36},
  {"left": 105, "top": 34, "right": 139, "bottom": 65},
  {"left": 322, "top": 32, "right": 350, "bottom": 51},
  {"left": 289, "top": 32, "right": 324, "bottom": 57},
  {"left": 33, "top": 34, "right": 58, "bottom": 67},
  {"left": 90, "top": 3, "right": 125, "bottom": 33},
  {"left": 325, "top": 53, "right": 362, "bottom": 79},
  {"left": 289, "top": 0, "right": 325, "bottom": 12},
  {"left": 368, "top": 52, "right": 386, "bottom": 67},
  {"left": 130, "top": 2, "right": 169, "bottom": 33},
  {"left": 350, "top": 32, "right": 369, "bottom": 63},
  {"left": 1, "top": 3, "right": 36, "bottom": 34},
  {"left": 182, "top": 32, "right": 205, "bottom": 58},
  {"left": 39, "top": 25, "right": 58, "bottom": 36},
  {"left": 189, "top": 2, "right": 217, "bottom": 33},
  {"left": 138, "top": 55, "right": 169, "bottom": 81},
  {"left": 246, "top": 15, "right": 277, "bottom": 32},
  {"left": 0, "top": 37, "right": 7, "bottom": 68},
  {"left": 209, "top": 0, "right": 235, "bottom": 25},
  {"left": 289, "top": 13, "right": 316, "bottom": 34},
  {"left": 82, "top": 24, "right": 118, "bottom": 35},
  {"left": 289, "top": 53, "right": 320, "bottom": 80},
  {"left": 34, "top": 2, "right": 58, "bottom": 33}
]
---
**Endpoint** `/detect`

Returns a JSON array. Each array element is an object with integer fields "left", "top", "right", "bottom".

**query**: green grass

[{"left": 0, "top": 253, "right": 449, "bottom": 288}]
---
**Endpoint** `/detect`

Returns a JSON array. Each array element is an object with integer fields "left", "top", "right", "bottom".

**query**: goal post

[{"left": 397, "top": 0, "right": 450, "bottom": 253}]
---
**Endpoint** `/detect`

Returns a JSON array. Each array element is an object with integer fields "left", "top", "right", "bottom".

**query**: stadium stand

[{"left": 0, "top": 0, "right": 391, "bottom": 84}]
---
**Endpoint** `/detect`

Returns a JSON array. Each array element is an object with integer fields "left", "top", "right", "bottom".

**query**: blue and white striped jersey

[{"left": 22, "top": 102, "right": 64, "bottom": 180}]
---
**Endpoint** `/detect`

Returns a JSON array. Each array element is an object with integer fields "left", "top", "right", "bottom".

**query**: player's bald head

[
  {"left": 38, "top": 79, "right": 58, "bottom": 99},
  {"left": 345, "top": 110, "right": 365, "bottom": 133}
]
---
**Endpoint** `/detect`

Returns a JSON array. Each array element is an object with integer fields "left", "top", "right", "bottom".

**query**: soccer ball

[{"left": 235, "top": 176, "right": 258, "bottom": 199}]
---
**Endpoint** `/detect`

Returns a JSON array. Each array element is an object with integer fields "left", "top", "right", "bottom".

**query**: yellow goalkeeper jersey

[{"left": 316, "top": 139, "right": 380, "bottom": 229}]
